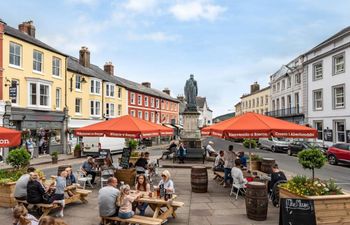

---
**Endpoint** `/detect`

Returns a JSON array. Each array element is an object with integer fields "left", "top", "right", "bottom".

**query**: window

[
  {"left": 75, "top": 98, "right": 82, "bottom": 114},
  {"left": 118, "top": 104, "right": 122, "bottom": 116},
  {"left": 33, "top": 50, "right": 43, "bottom": 72},
  {"left": 295, "top": 93, "right": 300, "bottom": 111},
  {"left": 273, "top": 84, "right": 276, "bottom": 93},
  {"left": 130, "top": 93, "right": 135, "bottom": 104},
  {"left": 287, "top": 76, "right": 291, "bottom": 88},
  {"left": 287, "top": 95, "right": 291, "bottom": 109},
  {"left": 256, "top": 98, "right": 259, "bottom": 107},
  {"left": 90, "top": 79, "right": 101, "bottom": 94},
  {"left": 151, "top": 112, "right": 155, "bottom": 123},
  {"left": 295, "top": 73, "right": 301, "bottom": 85},
  {"left": 55, "top": 88, "right": 61, "bottom": 109},
  {"left": 90, "top": 101, "right": 101, "bottom": 116},
  {"left": 106, "top": 103, "right": 115, "bottom": 117},
  {"left": 10, "top": 80, "right": 19, "bottom": 104},
  {"left": 151, "top": 98, "right": 155, "bottom": 107},
  {"left": 144, "top": 96, "right": 149, "bottom": 107},
  {"left": 333, "top": 84, "right": 345, "bottom": 109},
  {"left": 249, "top": 100, "right": 251, "bottom": 108},
  {"left": 281, "top": 80, "right": 285, "bottom": 90},
  {"left": 145, "top": 111, "right": 149, "bottom": 121},
  {"left": 130, "top": 110, "right": 135, "bottom": 117},
  {"left": 29, "top": 82, "right": 50, "bottom": 107},
  {"left": 260, "top": 97, "right": 263, "bottom": 106},
  {"left": 281, "top": 97, "right": 285, "bottom": 109},
  {"left": 52, "top": 57, "right": 61, "bottom": 76},
  {"left": 9, "top": 42, "right": 22, "bottom": 67},
  {"left": 277, "top": 82, "right": 280, "bottom": 92},
  {"left": 156, "top": 99, "right": 159, "bottom": 108},
  {"left": 75, "top": 75, "right": 82, "bottom": 90},
  {"left": 272, "top": 100, "right": 275, "bottom": 111},
  {"left": 265, "top": 95, "right": 268, "bottom": 105},
  {"left": 276, "top": 98, "right": 280, "bottom": 110},
  {"left": 333, "top": 53, "right": 345, "bottom": 74},
  {"left": 106, "top": 83, "right": 115, "bottom": 97},
  {"left": 313, "top": 89, "right": 323, "bottom": 110},
  {"left": 138, "top": 111, "right": 142, "bottom": 119},
  {"left": 313, "top": 62, "right": 323, "bottom": 80},
  {"left": 314, "top": 121, "right": 323, "bottom": 140},
  {"left": 117, "top": 87, "right": 122, "bottom": 98},
  {"left": 138, "top": 95, "right": 142, "bottom": 105},
  {"left": 334, "top": 120, "right": 345, "bottom": 142}
]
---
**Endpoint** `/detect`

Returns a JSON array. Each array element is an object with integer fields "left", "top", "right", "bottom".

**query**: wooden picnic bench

[
  {"left": 101, "top": 215, "right": 163, "bottom": 225},
  {"left": 16, "top": 200, "right": 60, "bottom": 219},
  {"left": 213, "top": 171, "right": 225, "bottom": 184}
]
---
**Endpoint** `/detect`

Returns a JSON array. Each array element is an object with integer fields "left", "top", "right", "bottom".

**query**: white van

[{"left": 82, "top": 137, "right": 126, "bottom": 156}]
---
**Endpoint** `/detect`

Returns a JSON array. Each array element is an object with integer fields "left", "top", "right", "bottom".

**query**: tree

[
  {"left": 297, "top": 148, "right": 326, "bottom": 181},
  {"left": 6, "top": 148, "right": 30, "bottom": 169}
]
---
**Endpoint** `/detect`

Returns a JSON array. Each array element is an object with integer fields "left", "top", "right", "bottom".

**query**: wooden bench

[
  {"left": 173, "top": 148, "right": 205, "bottom": 164},
  {"left": 16, "top": 200, "right": 59, "bottom": 219},
  {"left": 101, "top": 215, "right": 163, "bottom": 225},
  {"left": 213, "top": 171, "right": 225, "bottom": 185}
]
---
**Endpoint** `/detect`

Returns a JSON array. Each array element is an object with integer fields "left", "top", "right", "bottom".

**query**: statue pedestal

[{"left": 180, "top": 110, "right": 202, "bottom": 149}]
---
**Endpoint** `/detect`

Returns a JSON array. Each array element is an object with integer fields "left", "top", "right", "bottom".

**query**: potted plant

[
  {"left": 280, "top": 148, "right": 350, "bottom": 224},
  {"left": 50, "top": 151, "right": 58, "bottom": 164},
  {"left": 243, "top": 139, "right": 257, "bottom": 149},
  {"left": 128, "top": 139, "right": 138, "bottom": 151},
  {"left": 74, "top": 144, "right": 82, "bottom": 158}
]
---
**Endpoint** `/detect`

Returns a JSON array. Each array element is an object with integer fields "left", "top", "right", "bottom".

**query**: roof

[
  {"left": 241, "top": 86, "right": 270, "bottom": 99},
  {"left": 4, "top": 25, "right": 67, "bottom": 56},
  {"left": 304, "top": 26, "right": 350, "bottom": 55},
  {"left": 213, "top": 112, "right": 235, "bottom": 123},
  {"left": 196, "top": 97, "right": 206, "bottom": 108}
]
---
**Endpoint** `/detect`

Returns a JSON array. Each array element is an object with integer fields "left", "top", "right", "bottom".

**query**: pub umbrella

[
  {"left": 0, "top": 126, "right": 21, "bottom": 147},
  {"left": 201, "top": 112, "right": 317, "bottom": 169}
]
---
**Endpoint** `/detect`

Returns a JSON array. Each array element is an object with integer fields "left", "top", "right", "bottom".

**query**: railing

[{"left": 265, "top": 107, "right": 302, "bottom": 117}]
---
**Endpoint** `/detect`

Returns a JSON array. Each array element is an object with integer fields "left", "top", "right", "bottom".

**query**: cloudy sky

[{"left": 1, "top": 0, "right": 350, "bottom": 117}]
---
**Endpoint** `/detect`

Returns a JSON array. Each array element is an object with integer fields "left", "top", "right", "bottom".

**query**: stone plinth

[{"left": 181, "top": 110, "right": 201, "bottom": 140}]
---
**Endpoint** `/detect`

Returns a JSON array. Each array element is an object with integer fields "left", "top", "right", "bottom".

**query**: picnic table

[{"left": 131, "top": 191, "right": 184, "bottom": 222}]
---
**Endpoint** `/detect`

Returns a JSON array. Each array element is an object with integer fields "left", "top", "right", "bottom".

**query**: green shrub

[
  {"left": 50, "top": 151, "right": 58, "bottom": 158},
  {"left": 6, "top": 148, "right": 30, "bottom": 169},
  {"left": 74, "top": 144, "right": 81, "bottom": 151},
  {"left": 0, "top": 169, "right": 26, "bottom": 184},
  {"left": 128, "top": 139, "right": 138, "bottom": 150},
  {"left": 298, "top": 148, "right": 326, "bottom": 181},
  {"left": 250, "top": 154, "right": 262, "bottom": 162},
  {"left": 243, "top": 139, "right": 257, "bottom": 149}
]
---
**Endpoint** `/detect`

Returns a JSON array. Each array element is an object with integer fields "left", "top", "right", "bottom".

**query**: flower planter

[
  {"left": 0, "top": 182, "right": 16, "bottom": 208},
  {"left": 280, "top": 187, "right": 350, "bottom": 225},
  {"left": 250, "top": 161, "right": 261, "bottom": 171},
  {"left": 52, "top": 157, "right": 58, "bottom": 164}
]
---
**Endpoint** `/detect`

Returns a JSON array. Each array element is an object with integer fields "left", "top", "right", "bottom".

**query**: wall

[{"left": 241, "top": 87, "right": 270, "bottom": 115}]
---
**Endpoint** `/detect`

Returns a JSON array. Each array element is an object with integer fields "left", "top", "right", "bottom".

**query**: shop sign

[{"left": 9, "top": 86, "right": 17, "bottom": 98}]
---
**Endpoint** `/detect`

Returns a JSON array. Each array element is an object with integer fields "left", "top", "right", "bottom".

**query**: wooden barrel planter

[
  {"left": 250, "top": 160, "right": 261, "bottom": 171},
  {"left": 191, "top": 166, "right": 208, "bottom": 193},
  {"left": 0, "top": 182, "right": 16, "bottom": 208},
  {"left": 280, "top": 188, "right": 350, "bottom": 225},
  {"left": 115, "top": 168, "right": 136, "bottom": 186},
  {"left": 260, "top": 158, "right": 275, "bottom": 174},
  {"left": 245, "top": 181, "right": 268, "bottom": 221}
]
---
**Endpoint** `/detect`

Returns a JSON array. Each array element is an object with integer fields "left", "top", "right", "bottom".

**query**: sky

[{"left": 1, "top": 0, "right": 350, "bottom": 117}]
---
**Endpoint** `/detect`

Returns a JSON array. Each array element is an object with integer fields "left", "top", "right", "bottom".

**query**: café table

[{"left": 131, "top": 191, "right": 181, "bottom": 222}]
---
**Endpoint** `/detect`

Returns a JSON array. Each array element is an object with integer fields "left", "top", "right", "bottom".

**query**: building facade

[
  {"left": 267, "top": 56, "right": 305, "bottom": 124},
  {"left": 304, "top": 27, "right": 350, "bottom": 145},
  {"left": 234, "top": 102, "right": 242, "bottom": 116},
  {"left": 240, "top": 82, "right": 270, "bottom": 115},
  {"left": 2, "top": 21, "right": 68, "bottom": 156},
  {"left": 196, "top": 96, "right": 213, "bottom": 127}
]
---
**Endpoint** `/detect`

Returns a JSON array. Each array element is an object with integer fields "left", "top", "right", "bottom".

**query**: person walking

[{"left": 223, "top": 145, "right": 236, "bottom": 187}]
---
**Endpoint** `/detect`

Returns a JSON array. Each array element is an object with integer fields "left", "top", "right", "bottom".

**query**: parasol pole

[{"left": 249, "top": 139, "right": 252, "bottom": 171}]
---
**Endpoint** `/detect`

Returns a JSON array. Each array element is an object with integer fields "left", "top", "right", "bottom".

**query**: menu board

[
  {"left": 279, "top": 198, "right": 316, "bottom": 225},
  {"left": 99, "top": 149, "right": 113, "bottom": 163},
  {"left": 324, "top": 129, "right": 333, "bottom": 142},
  {"left": 120, "top": 148, "right": 131, "bottom": 169}
]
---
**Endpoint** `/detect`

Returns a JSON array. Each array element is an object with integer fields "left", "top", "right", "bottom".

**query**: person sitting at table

[
  {"left": 158, "top": 170, "right": 175, "bottom": 193},
  {"left": 135, "top": 174, "right": 151, "bottom": 216},
  {"left": 12, "top": 204, "right": 39, "bottom": 225},
  {"left": 14, "top": 167, "right": 36, "bottom": 201},
  {"left": 117, "top": 184, "right": 142, "bottom": 219},
  {"left": 268, "top": 164, "right": 287, "bottom": 195},
  {"left": 177, "top": 143, "right": 186, "bottom": 164},
  {"left": 206, "top": 141, "right": 218, "bottom": 157},
  {"left": 159, "top": 140, "right": 177, "bottom": 160},
  {"left": 231, "top": 159, "right": 248, "bottom": 185},
  {"left": 98, "top": 177, "right": 120, "bottom": 218},
  {"left": 135, "top": 152, "right": 148, "bottom": 174},
  {"left": 27, "top": 172, "right": 54, "bottom": 204},
  {"left": 213, "top": 150, "right": 225, "bottom": 172},
  {"left": 238, "top": 152, "right": 247, "bottom": 168},
  {"left": 65, "top": 166, "right": 76, "bottom": 186},
  {"left": 52, "top": 170, "right": 68, "bottom": 218},
  {"left": 81, "top": 156, "right": 97, "bottom": 185},
  {"left": 101, "top": 158, "right": 116, "bottom": 180},
  {"left": 223, "top": 145, "right": 236, "bottom": 187}
]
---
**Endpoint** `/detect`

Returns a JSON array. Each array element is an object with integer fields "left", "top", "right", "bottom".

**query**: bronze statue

[{"left": 184, "top": 74, "right": 198, "bottom": 111}]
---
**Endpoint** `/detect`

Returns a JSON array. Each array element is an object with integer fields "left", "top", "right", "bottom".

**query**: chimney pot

[
  {"left": 104, "top": 61, "right": 114, "bottom": 75},
  {"left": 18, "top": 20, "right": 36, "bottom": 38},
  {"left": 141, "top": 82, "right": 151, "bottom": 88},
  {"left": 163, "top": 88, "right": 170, "bottom": 95},
  {"left": 79, "top": 46, "right": 90, "bottom": 67},
  {"left": 250, "top": 82, "right": 260, "bottom": 94}
]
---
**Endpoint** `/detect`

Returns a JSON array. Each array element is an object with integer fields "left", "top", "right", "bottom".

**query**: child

[{"left": 117, "top": 185, "right": 142, "bottom": 219}]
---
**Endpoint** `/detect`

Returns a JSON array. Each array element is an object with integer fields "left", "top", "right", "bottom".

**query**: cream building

[{"left": 240, "top": 82, "right": 270, "bottom": 115}]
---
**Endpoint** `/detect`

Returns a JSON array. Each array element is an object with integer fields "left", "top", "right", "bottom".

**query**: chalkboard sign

[
  {"left": 99, "top": 149, "right": 113, "bottom": 163},
  {"left": 324, "top": 129, "right": 333, "bottom": 142},
  {"left": 346, "top": 130, "right": 350, "bottom": 143},
  {"left": 120, "top": 148, "right": 131, "bottom": 169},
  {"left": 9, "top": 86, "right": 17, "bottom": 98},
  {"left": 279, "top": 198, "right": 316, "bottom": 225}
]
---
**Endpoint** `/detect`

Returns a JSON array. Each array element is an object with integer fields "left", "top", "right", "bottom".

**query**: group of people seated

[
  {"left": 98, "top": 170, "right": 175, "bottom": 220},
  {"left": 12, "top": 205, "right": 67, "bottom": 225},
  {"left": 159, "top": 140, "right": 188, "bottom": 164}
]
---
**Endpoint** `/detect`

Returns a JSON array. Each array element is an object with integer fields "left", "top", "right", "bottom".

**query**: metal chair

[
  {"left": 230, "top": 177, "right": 247, "bottom": 200},
  {"left": 77, "top": 170, "right": 93, "bottom": 189}
]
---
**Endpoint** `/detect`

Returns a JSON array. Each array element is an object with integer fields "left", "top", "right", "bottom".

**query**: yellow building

[
  {"left": 240, "top": 82, "right": 270, "bottom": 115},
  {"left": 234, "top": 102, "right": 242, "bottom": 116},
  {"left": 2, "top": 21, "right": 67, "bottom": 155}
]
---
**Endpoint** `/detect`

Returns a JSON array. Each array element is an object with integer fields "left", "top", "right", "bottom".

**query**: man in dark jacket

[
  {"left": 268, "top": 164, "right": 287, "bottom": 194},
  {"left": 27, "top": 173, "right": 53, "bottom": 204}
]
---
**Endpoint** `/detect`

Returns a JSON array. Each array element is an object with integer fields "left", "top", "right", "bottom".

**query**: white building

[
  {"left": 304, "top": 27, "right": 350, "bottom": 145},
  {"left": 197, "top": 97, "right": 213, "bottom": 127},
  {"left": 268, "top": 56, "right": 305, "bottom": 124}
]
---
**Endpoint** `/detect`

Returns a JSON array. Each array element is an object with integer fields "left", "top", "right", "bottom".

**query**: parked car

[
  {"left": 287, "top": 141, "right": 327, "bottom": 156},
  {"left": 259, "top": 137, "right": 290, "bottom": 152},
  {"left": 327, "top": 143, "right": 350, "bottom": 165}
]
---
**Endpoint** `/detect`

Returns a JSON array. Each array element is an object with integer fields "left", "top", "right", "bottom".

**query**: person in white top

[
  {"left": 206, "top": 141, "right": 218, "bottom": 157},
  {"left": 13, "top": 204, "right": 39, "bottom": 225},
  {"left": 214, "top": 150, "right": 225, "bottom": 171},
  {"left": 223, "top": 145, "right": 236, "bottom": 187},
  {"left": 231, "top": 159, "right": 248, "bottom": 185},
  {"left": 158, "top": 170, "right": 175, "bottom": 193}
]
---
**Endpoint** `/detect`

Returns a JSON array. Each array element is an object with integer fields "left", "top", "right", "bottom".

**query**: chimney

[
  {"left": 141, "top": 82, "right": 151, "bottom": 88},
  {"left": 163, "top": 88, "right": 170, "bottom": 95},
  {"left": 104, "top": 61, "right": 114, "bottom": 75},
  {"left": 177, "top": 95, "right": 184, "bottom": 102},
  {"left": 18, "top": 21, "right": 36, "bottom": 38},
  {"left": 79, "top": 46, "right": 90, "bottom": 67},
  {"left": 250, "top": 81, "right": 260, "bottom": 94}
]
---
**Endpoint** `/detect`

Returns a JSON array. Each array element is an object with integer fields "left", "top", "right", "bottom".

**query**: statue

[{"left": 184, "top": 74, "right": 198, "bottom": 111}]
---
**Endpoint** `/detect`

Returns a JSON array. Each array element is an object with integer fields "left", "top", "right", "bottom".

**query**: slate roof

[
  {"left": 196, "top": 96, "right": 212, "bottom": 112},
  {"left": 213, "top": 112, "right": 235, "bottom": 123},
  {"left": 4, "top": 25, "right": 67, "bottom": 56}
]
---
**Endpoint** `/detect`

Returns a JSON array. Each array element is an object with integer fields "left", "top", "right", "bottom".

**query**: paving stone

[
  {"left": 190, "top": 209, "right": 213, "bottom": 216},
  {"left": 191, "top": 196, "right": 212, "bottom": 203},
  {"left": 207, "top": 202, "right": 236, "bottom": 210},
  {"left": 189, "top": 216, "right": 211, "bottom": 225},
  {"left": 190, "top": 202, "right": 211, "bottom": 210}
]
